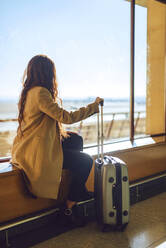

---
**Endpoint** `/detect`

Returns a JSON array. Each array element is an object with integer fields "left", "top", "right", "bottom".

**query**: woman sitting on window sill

[{"left": 11, "top": 55, "right": 103, "bottom": 226}]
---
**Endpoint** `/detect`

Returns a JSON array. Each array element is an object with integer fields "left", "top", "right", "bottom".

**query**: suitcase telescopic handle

[{"left": 97, "top": 100, "right": 104, "bottom": 161}]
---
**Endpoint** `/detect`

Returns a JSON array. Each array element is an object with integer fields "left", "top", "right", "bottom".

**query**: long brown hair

[{"left": 18, "top": 55, "right": 67, "bottom": 139}]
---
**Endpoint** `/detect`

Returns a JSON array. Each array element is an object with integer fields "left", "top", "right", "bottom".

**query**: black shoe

[{"left": 63, "top": 204, "right": 87, "bottom": 227}]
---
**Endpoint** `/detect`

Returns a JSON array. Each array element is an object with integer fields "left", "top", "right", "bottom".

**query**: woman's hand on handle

[{"left": 95, "top": 97, "right": 104, "bottom": 105}]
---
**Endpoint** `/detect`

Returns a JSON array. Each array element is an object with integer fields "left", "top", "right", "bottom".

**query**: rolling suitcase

[{"left": 94, "top": 101, "right": 130, "bottom": 231}]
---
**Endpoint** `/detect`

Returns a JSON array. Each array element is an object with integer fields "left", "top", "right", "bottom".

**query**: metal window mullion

[
  {"left": 130, "top": 0, "right": 135, "bottom": 143},
  {"left": 164, "top": 11, "right": 166, "bottom": 141}
]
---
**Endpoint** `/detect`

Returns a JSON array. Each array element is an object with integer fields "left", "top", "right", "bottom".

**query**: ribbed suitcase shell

[{"left": 95, "top": 155, "right": 130, "bottom": 228}]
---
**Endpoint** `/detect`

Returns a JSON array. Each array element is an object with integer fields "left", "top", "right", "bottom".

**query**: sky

[{"left": 0, "top": 0, "right": 147, "bottom": 99}]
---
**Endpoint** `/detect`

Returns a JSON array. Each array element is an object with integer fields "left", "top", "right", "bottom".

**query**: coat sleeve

[{"left": 36, "top": 87, "right": 99, "bottom": 124}]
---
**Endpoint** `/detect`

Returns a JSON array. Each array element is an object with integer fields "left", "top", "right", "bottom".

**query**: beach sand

[
  {"left": 0, "top": 118, "right": 146, "bottom": 158},
  {"left": 0, "top": 130, "right": 16, "bottom": 157}
]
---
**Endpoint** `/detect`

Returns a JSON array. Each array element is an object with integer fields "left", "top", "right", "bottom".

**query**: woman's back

[{"left": 19, "top": 86, "right": 56, "bottom": 138}]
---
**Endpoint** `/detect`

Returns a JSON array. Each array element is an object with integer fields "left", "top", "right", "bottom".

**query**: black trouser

[{"left": 62, "top": 132, "right": 93, "bottom": 202}]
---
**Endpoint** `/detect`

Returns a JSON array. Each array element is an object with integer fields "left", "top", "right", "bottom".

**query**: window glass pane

[
  {"left": 63, "top": 0, "right": 131, "bottom": 147},
  {"left": 134, "top": 4, "right": 147, "bottom": 138},
  {"left": 0, "top": 0, "right": 130, "bottom": 157}
]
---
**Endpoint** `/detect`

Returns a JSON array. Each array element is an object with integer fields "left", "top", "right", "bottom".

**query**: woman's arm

[{"left": 36, "top": 87, "right": 99, "bottom": 124}]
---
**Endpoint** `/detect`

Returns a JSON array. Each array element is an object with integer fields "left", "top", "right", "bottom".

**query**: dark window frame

[{"left": 130, "top": 0, "right": 135, "bottom": 142}]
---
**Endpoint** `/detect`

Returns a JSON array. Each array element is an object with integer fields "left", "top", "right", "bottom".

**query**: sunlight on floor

[{"left": 156, "top": 241, "right": 166, "bottom": 248}]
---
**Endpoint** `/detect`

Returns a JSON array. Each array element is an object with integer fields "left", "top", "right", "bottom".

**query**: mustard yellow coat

[{"left": 11, "top": 86, "right": 99, "bottom": 199}]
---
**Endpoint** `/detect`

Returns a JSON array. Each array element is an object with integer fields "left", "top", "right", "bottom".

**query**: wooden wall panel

[
  {"left": 0, "top": 167, "right": 70, "bottom": 223},
  {"left": 1, "top": 143, "right": 166, "bottom": 223}
]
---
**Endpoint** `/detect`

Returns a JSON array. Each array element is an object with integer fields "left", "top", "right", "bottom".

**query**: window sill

[{"left": 83, "top": 136, "right": 157, "bottom": 157}]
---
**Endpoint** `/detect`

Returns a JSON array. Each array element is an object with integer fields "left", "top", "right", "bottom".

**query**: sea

[{"left": 0, "top": 97, "right": 146, "bottom": 133}]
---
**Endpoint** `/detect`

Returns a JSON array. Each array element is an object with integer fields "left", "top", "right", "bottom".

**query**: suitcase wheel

[
  {"left": 120, "top": 223, "right": 128, "bottom": 232},
  {"left": 101, "top": 224, "right": 112, "bottom": 232}
]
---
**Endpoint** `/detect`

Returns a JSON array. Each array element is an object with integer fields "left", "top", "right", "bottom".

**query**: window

[
  {"left": 64, "top": 0, "right": 131, "bottom": 146},
  {"left": 134, "top": 4, "right": 147, "bottom": 138},
  {"left": 0, "top": 0, "right": 165, "bottom": 157}
]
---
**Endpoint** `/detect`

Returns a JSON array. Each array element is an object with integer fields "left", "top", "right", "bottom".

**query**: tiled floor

[{"left": 31, "top": 192, "right": 166, "bottom": 248}]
